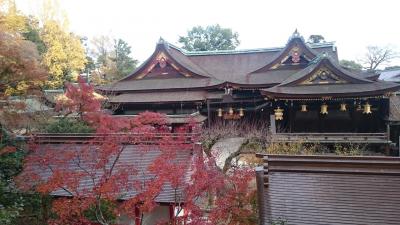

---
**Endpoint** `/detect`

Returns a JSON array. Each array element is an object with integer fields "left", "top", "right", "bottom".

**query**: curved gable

[
  {"left": 281, "top": 56, "right": 372, "bottom": 87},
  {"left": 251, "top": 31, "right": 319, "bottom": 73},
  {"left": 120, "top": 39, "right": 211, "bottom": 81}
]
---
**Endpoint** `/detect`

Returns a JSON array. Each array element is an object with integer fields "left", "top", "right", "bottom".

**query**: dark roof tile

[{"left": 23, "top": 143, "right": 193, "bottom": 203}]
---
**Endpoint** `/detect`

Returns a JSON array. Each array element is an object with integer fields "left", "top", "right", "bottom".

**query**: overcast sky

[{"left": 15, "top": 0, "right": 400, "bottom": 67}]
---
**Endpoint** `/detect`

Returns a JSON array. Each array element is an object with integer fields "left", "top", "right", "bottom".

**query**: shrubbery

[{"left": 44, "top": 118, "right": 94, "bottom": 133}]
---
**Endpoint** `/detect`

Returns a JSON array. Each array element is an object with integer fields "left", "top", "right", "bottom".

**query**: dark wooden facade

[
  {"left": 99, "top": 31, "right": 400, "bottom": 144},
  {"left": 256, "top": 154, "right": 400, "bottom": 225}
]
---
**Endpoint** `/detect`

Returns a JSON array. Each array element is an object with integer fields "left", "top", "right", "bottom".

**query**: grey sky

[{"left": 16, "top": 0, "right": 400, "bottom": 68}]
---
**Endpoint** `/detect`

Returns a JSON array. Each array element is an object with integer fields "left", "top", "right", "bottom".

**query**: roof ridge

[
  {"left": 278, "top": 55, "right": 372, "bottom": 87},
  {"left": 167, "top": 41, "right": 335, "bottom": 56}
]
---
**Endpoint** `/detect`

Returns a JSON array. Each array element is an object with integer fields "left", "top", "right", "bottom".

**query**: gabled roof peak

[
  {"left": 157, "top": 37, "right": 166, "bottom": 44},
  {"left": 287, "top": 29, "right": 305, "bottom": 43}
]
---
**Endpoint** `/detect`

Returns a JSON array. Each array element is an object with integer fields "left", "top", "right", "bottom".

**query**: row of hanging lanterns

[
  {"left": 275, "top": 102, "right": 372, "bottom": 120},
  {"left": 217, "top": 107, "right": 245, "bottom": 118}
]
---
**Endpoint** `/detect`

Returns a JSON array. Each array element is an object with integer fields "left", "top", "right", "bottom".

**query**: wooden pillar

[
  {"left": 289, "top": 106, "right": 293, "bottom": 133},
  {"left": 270, "top": 115, "right": 276, "bottom": 134},
  {"left": 135, "top": 206, "right": 141, "bottom": 225},
  {"left": 169, "top": 205, "right": 175, "bottom": 223},
  {"left": 207, "top": 99, "right": 211, "bottom": 128},
  {"left": 398, "top": 135, "right": 400, "bottom": 157}
]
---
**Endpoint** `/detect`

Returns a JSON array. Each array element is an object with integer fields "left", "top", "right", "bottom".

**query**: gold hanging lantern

[
  {"left": 274, "top": 107, "right": 284, "bottom": 120},
  {"left": 217, "top": 108, "right": 223, "bottom": 117},
  {"left": 228, "top": 107, "right": 234, "bottom": 115},
  {"left": 300, "top": 104, "right": 308, "bottom": 112},
  {"left": 239, "top": 108, "right": 244, "bottom": 117},
  {"left": 363, "top": 102, "right": 372, "bottom": 114},
  {"left": 340, "top": 103, "right": 347, "bottom": 112},
  {"left": 320, "top": 103, "right": 328, "bottom": 115}
]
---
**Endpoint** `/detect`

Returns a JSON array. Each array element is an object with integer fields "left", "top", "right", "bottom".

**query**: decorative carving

[
  {"left": 301, "top": 68, "right": 347, "bottom": 85},
  {"left": 158, "top": 57, "right": 167, "bottom": 68},
  {"left": 290, "top": 47, "right": 301, "bottom": 63},
  {"left": 136, "top": 52, "right": 193, "bottom": 79}
]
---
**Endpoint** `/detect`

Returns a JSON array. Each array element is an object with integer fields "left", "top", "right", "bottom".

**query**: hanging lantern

[
  {"left": 239, "top": 108, "right": 244, "bottom": 117},
  {"left": 217, "top": 108, "right": 223, "bottom": 117},
  {"left": 274, "top": 107, "right": 284, "bottom": 120},
  {"left": 363, "top": 102, "right": 372, "bottom": 114},
  {"left": 340, "top": 103, "right": 347, "bottom": 112},
  {"left": 320, "top": 103, "right": 328, "bottom": 115},
  {"left": 300, "top": 104, "right": 308, "bottom": 112},
  {"left": 228, "top": 107, "right": 234, "bottom": 115}
]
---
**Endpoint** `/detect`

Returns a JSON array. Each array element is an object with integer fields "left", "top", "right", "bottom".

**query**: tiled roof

[
  {"left": 99, "top": 78, "right": 223, "bottom": 92},
  {"left": 108, "top": 91, "right": 223, "bottom": 103},
  {"left": 256, "top": 155, "right": 400, "bottom": 225},
  {"left": 103, "top": 34, "right": 338, "bottom": 92},
  {"left": 263, "top": 82, "right": 399, "bottom": 98},
  {"left": 22, "top": 143, "right": 194, "bottom": 203},
  {"left": 262, "top": 56, "right": 400, "bottom": 98},
  {"left": 379, "top": 69, "right": 400, "bottom": 82},
  {"left": 99, "top": 33, "right": 400, "bottom": 102}
]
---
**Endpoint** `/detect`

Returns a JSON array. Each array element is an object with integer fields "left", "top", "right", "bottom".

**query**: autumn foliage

[{"left": 19, "top": 80, "right": 256, "bottom": 225}]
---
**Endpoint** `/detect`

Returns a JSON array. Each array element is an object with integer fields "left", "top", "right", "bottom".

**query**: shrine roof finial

[
  {"left": 287, "top": 29, "right": 305, "bottom": 43},
  {"left": 293, "top": 28, "right": 299, "bottom": 37},
  {"left": 157, "top": 37, "right": 165, "bottom": 44}
]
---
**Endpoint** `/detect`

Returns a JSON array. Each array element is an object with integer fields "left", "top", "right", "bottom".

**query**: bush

[
  {"left": 266, "top": 142, "right": 320, "bottom": 155},
  {"left": 44, "top": 118, "right": 94, "bottom": 133}
]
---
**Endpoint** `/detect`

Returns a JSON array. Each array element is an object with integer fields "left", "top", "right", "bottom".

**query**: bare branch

[{"left": 361, "top": 45, "right": 398, "bottom": 71}]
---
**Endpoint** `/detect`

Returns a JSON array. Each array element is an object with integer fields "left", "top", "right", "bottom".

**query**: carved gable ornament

[
  {"left": 290, "top": 47, "right": 301, "bottom": 63},
  {"left": 300, "top": 67, "right": 348, "bottom": 85},
  {"left": 136, "top": 52, "right": 192, "bottom": 79},
  {"left": 271, "top": 46, "right": 310, "bottom": 69}
]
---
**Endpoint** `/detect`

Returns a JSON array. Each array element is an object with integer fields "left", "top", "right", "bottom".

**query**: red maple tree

[{"left": 19, "top": 80, "right": 257, "bottom": 225}]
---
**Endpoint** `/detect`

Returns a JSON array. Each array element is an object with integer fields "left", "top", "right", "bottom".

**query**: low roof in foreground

[
  {"left": 256, "top": 155, "right": 400, "bottom": 225},
  {"left": 22, "top": 142, "right": 194, "bottom": 203}
]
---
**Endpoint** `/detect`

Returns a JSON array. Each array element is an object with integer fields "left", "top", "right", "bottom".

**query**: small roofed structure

[
  {"left": 256, "top": 154, "right": 400, "bottom": 225},
  {"left": 21, "top": 134, "right": 197, "bottom": 225},
  {"left": 379, "top": 69, "right": 400, "bottom": 82}
]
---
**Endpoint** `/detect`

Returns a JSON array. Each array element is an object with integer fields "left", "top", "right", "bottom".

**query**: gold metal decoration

[
  {"left": 363, "top": 102, "right": 372, "bottom": 114},
  {"left": 320, "top": 103, "right": 328, "bottom": 115},
  {"left": 300, "top": 104, "right": 307, "bottom": 112},
  {"left": 340, "top": 103, "right": 347, "bottom": 112},
  {"left": 239, "top": 108, "right": 244, "bottom": 117},
  {"left": 274, "top": 107, "right": 284, "bottom": 120},
  {"left": 228, "top": 107, "right": 234, "bottom": 116},
  {"left": 301, "top": 67, "right": 347, "bottom": 85},
  {"left": 217, "top": 108, "right": 223, "bottom": 117}
]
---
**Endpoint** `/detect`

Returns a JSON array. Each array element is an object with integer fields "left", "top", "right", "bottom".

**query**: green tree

[
  {"left": 308, "top": 35, "right": 325, "bottom": 44},
  {"left": 340, "top": 59, "right": 363, "bottom": 72},
  {"left": 90, "top": 36, "right": 138, "bottom": 83},
  {"left": 179, "top": 24, "right": 240, "bottom": 51},
  {"left": 22, "top": 16, "right": 46, "bottom": 55},
  {"left": 112, "top": 38, "right": 138, "bottom": 79}
]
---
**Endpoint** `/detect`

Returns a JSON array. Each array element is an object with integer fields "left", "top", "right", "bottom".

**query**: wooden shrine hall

[{"left": 98, "top": 31, "right": 400, "bottom": 145}]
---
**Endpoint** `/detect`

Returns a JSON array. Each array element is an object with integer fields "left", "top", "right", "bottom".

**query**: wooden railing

[
  {"left": 32, "top": 133, "right": 199, "bottom": 144},
  {"left": 270, "top": 132, "right": 390, "bottom": 143}
]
